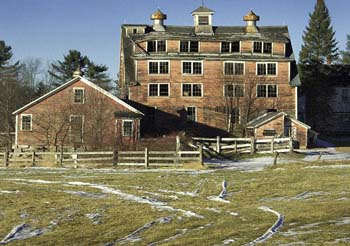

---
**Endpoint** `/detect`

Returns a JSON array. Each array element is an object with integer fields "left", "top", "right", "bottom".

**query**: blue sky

[{"left": 0, "top": 0, "right": 349, "bottom": 80}]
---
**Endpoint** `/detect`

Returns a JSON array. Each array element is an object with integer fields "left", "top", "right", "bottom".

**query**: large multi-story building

[{"left": 119, "top": 6, "right": 300, "bottom": 136}]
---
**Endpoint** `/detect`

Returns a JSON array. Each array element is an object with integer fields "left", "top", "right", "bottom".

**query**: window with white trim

[
  {"left": 70, "top": 115, "right": 84, "bottom": 143},
  {"left": 224, "top": 62, "right": 244, "bottom": 75},
  {"left": 122, "top": 120, "right": 133, "bottom": 136},
  {"left": 182, "top": 83, "right": 202, "bottom": 97},
  {"left": 224, "top": 84, "right": 244, "bottom": 97},
  {"left": 73, "top": 88, "right": 85, "bottom": 104},
  {"left": 256, "top": 84, "right": 278, "bottom": 98},
  {"left": 148, "top": 61, "right": 169, "bottom": 74},
  {"left": 180, "top": 41, "right": 199, "bottom": 52},
  {"left": 253, "top": 41, "right": 272, "bottom": 54},
  {"left": 186, "top": 107, "right": 197, "bottom": 122},
  {"left": 147, "top": 40, "right": 166, "bottom": 52},
  {"left": 182, "top": 61, "right": 202, "bottom": 74},
  {"left": 256, "top": 63, "right": 277, "bottom": 76},
  {"left": 21, "top": 114, "right": 32, "bottom": 131},
  {"left": 148, "top": 83, "right": 169, "bottom": 97},
  {"left": 221, "top": 41, "right": 240, "bottom": 53}
]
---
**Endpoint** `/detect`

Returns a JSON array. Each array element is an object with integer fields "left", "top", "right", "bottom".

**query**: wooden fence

[
  {"left": 192, "top": 136, "right": 293, "bottom": 155},
  {"left": 1, "top": 148, "right": 203, "bottom": 168}
]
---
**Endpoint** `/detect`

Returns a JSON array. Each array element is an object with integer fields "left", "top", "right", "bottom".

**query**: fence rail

[
  {"left": 192, "top": 136, "right": 292, "bottom": 155},
  {"left": 1, "top": 147, "right": 203, "bottom": 168}
]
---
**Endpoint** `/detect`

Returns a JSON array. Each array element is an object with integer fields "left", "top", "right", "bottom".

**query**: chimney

[
  {"left": 151, "top": 9, "right": 167, "bottom": 32},
  {"left": 243, "top": 10, "right": 260, "bottom": 33}
]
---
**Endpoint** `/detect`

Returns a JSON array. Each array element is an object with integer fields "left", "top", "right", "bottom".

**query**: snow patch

[{"left": 245, "top": 206, "right": 284, "bottom": 245}]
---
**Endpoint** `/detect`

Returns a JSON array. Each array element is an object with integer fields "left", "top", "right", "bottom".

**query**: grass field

[{"left": 0, "top": 160, "right": 349, "bottom": 245}]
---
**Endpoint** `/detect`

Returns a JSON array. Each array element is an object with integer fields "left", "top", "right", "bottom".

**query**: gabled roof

[
  {"left": 191, "top": 6, "right": 215, "bottom": 14},
  {"left": 246, "top": 111, "right": 311, "bottom": 129},
  {"left": 12, "top": 76, "right": 143, "bottom": 116}
]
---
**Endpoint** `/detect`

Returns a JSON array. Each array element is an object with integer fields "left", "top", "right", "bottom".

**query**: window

[
  {"left": 224, "top": 84, "right": 244, "bottom": 97},
  {"left": 122, "top": 120, "right": 133, "bottom": 136},
  {"left": 182, "top": 61, "right": 202, "bottom": 74},
  {"left": 182, "top": 83, "right": 202, "bottom": 97},
  {"left": 73, "top": 88, "right": 85, "bottom": 104},
  {"left": 147, "top": 40, "right": 166, "bottom": 52},
  {"left": 198, "top": 16, "right": 209, "bottom": 25},
  {"left": 224, "top": 62, "right": 244, "bottom": 75},
  {"left": 70, "top": 115, "right": 84, "bottom": 143},
  {"left": 21, "top": 114, "right": 32, "bottom": 131},
  {"left": 342, "top": 89, "right": 349, "bottom": 101},
  {"left": 221, "top": 41, "right": 240, "bottom": 53},
  {"left": 148, "top": 61, "right": 169, "bottom": 74},
  {"left": 257, "top": 84, "right": 278, "bottom": 98},
  {"left": 186, "top": 107, "right": 197, "bottom": 122},
  {"left": 263, "top": 129, "right": 276, "bottom": 136},
  {"left": 253, "top": 41, "right": 272, "bottom": 54},
  {"left": 180, "top": 41, "right": 199, "bottom": 52},
  {"left": 256, "top": 63, "right": 277, "bottom": 75},
  {"left": 148, "top": 83, "right": 169, "bottom": 97}
]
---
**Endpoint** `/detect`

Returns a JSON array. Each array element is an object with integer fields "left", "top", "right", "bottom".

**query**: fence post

[
  {"left": 113, "top": 150, "right": 118, "bottom": 166},
  {"left": 60, "top": 148, "right": 63, "bottom": 166},
  {"left": 31, "top": 152, "right": 35, "bottom": 166},
  {"left": 250, "top": 137, "right": 256, "bottom": 155},
  {"left": 271, "top": 137, "right": 275, "bottom": 153},
  {"left": 216, "top": 136, "right": 221, "bottom": 153},
  {"left": 289, "top": 136, "right": 293, "bottom": 152},
  {"left": 144, "top": 147, "right": 149, "bottom": 168},
  {"left": 199, "top": 145, "right": 204, "bottom": 166},
  {"left": 3, "top": 151, "right": 8, "bottom": 167}
]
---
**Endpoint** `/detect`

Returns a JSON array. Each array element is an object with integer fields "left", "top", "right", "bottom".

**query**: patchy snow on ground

[{"left": 245, "top": 206, "right": 284, "bottom": 245}]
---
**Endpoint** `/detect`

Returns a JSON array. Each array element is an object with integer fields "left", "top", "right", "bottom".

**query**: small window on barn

[
  {"left": 263, "top": 129, "right": 276, "bottom": 136},
  {"left": 21, "top": 114, "right": 32, "bottom": 131},
  {"left": 73, "top": 88, "right": 85, "bottom": 104},
  {"left": 186, "top": 107, "right": 197, "bottom": 122},
  {"left": 122, "top": 120, "right": 133, "bottom": 136}
]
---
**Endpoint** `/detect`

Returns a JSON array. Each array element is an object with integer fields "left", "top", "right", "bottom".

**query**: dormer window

[
  {"left": 180, "top": 41, "right": 199, "bottom": 52},
  {"left": 73, "top": 88, "right": 85, "bottom": 104},
  {"left": 221, "top": 41, "right": 240, "bottom": 53},
  {"left": 147, "top": 40, "right": 166, "bottom": 52},
  {"left": 198, "top": 16, "right": 209, "bottom": 25},
  {"left": 253, "top": 42, "right": 272, "bottom": 54}
]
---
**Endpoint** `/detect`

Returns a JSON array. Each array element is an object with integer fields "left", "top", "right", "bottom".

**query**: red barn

[{"left": 12, "top": 76, "right": 143, "bottom": 151}]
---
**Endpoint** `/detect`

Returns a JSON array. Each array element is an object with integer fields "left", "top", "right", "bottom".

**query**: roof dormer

[{"left": 191, "top": 6, "right": 215, "bottom": 35}]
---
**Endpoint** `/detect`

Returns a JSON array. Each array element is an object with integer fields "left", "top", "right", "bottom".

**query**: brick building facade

[
  {"left": 13, "top": 76, "right": 143, "bottom": 151},
  {"left": 119, "top": 6, "right": 300, "bottom": 137}
]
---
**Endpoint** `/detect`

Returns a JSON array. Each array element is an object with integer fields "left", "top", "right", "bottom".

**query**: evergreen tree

[
  {"left": 0, "top": 41, "right": 22, "bottom": 147},
  {"left": 299, "top": 0, "right": 338, "bottom": 64},
  {"left": 49, "top": 50, "right": 112, "bottom": 91},
  {"left": 340, "top": 34, "right": 350, "bottom": 64}
]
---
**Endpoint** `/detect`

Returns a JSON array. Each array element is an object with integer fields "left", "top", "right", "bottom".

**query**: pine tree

[
  {"left": 0, "top": 41, "right": 22, "bottom": 147},
  {"left": 340, "top": 34, "right": 350, "bottom": 64},
  {"left": 49, "top": 50, "right": 112, "bottom": 91},
  {"left": 299, "top": 0, "right": 338, "bottom": 64}
]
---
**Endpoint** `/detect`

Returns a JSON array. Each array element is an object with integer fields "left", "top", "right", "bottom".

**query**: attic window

[
  {"left": 253, "top": 42, "right": 272, "bottom": 54},
  {"left": 198, "top": 16, "right": 209, "bottom": 25},
  {"left": 147, "top": 40, "right": 166, "bottom": 52},
  {"left": 180, "top": 41, "right": 199, "bottom": 52},
  {"left": 73, "top": 88, "right": 85, "bottom": 104}
]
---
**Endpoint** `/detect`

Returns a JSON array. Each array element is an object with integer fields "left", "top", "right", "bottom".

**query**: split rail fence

[
  {"left": 1, "top": 148, "right": 203, "bottom": 168},
  {"left": 192, "top": 136, "right": 293, "bottom": 154}
]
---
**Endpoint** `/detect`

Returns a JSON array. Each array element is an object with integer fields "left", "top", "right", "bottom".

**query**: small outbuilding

[{"left": 246, "top": 111, "right": 317, "bottom": 148}]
